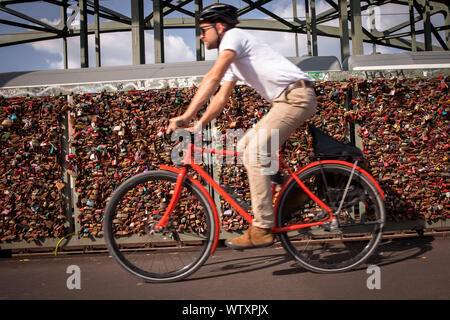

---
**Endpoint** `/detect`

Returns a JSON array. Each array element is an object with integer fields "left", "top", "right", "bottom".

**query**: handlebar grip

[{"left": 176, "top": 120, "right": 184, "bottom": 127}]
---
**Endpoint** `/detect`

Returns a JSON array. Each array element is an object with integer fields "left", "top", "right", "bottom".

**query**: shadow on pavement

[
  {"left": 369, "top": 235, "right": 434, "bottom": 267},
  {"left": 183, "top": 250, "right": 297, "bottom": 282},
  {"left": 185, "top": 236, "right": 435, "bottom": 281},
  {"left": 277, "top": 236, "right": 435, "bottom": 276},
  {"left": 275, "top": 235, "right": 434, "bottom": 276}
]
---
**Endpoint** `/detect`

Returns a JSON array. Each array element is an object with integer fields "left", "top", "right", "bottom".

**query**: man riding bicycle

[{"left": 167, "top": 3, "right": 317, "bottom": 250}]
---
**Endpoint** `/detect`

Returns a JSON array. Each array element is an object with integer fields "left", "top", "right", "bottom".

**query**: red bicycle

[{"left": 104, "top": 127, "right": 385, "bottom": 282}]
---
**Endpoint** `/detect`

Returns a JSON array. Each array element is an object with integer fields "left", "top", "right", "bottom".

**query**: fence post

[{"left": 61, "top": 95, "right": 75, "bottom": 234}]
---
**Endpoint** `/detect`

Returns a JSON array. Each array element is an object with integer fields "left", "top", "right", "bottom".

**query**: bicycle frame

[{"left": 156, "top": 139, "right": 385, "bottom": 255}]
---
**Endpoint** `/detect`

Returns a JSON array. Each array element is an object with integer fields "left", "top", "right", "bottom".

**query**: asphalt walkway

[{"left": 1, "top": 235, "right": 449, "bottom": 302}]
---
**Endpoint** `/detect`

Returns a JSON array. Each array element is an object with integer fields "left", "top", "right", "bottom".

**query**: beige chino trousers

[{"left": 237, "top": 82, "right": 317, "bottom": 229}]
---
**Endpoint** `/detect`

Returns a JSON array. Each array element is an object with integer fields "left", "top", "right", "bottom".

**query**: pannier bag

[{"left": 308, "top": 124, "right": 365, "bottom": 168}]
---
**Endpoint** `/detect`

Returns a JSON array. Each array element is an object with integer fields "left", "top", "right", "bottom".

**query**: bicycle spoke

[
  {"left": 104, "top": 171, "right": 215, "bottom": 282},
  {"left": 278, "top": 163, "right": 385, "bottom": 273}
]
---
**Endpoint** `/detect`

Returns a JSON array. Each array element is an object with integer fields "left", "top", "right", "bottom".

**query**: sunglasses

[{"left": 199, "top": 24, "right": 215, "bottom": 35}]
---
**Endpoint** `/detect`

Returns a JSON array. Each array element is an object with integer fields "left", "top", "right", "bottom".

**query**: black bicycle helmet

[{"left": 198, "top": 3, "right": 239, "bottom": 27}]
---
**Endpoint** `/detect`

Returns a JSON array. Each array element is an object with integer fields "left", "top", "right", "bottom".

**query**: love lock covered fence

[{"left": 0, "top": 67, "right": 449, "bottom": 254}]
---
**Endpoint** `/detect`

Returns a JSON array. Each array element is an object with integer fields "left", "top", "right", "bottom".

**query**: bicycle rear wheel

[
  {"left": 103, "top": 170, "right": 215, "bottom": 282},
  {"left": 277, "top": 162, "right": 385, "bottom": 273}
]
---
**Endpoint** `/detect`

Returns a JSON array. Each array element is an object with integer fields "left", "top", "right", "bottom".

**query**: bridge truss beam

[{"left": 0, "top": 0, "right": 448, "bottom": 68}]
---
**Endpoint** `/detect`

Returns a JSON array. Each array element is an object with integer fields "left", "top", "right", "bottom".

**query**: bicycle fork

[{"left": 155, "top": 166, "right": 187, "bottom": 230}]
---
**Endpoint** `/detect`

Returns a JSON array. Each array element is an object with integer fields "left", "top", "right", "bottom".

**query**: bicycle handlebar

[{"left": 170, "top": 120, "right": 197, "bottom": 144}]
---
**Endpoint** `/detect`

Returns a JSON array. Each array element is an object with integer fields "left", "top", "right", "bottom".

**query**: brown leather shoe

[{"left": 225, "top": 226, "right": 274, "bottom": 250}]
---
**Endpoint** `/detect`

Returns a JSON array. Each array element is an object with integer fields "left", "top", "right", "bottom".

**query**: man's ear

[{"left": 216, "top": 22, "right": 227, "bottom": 33}]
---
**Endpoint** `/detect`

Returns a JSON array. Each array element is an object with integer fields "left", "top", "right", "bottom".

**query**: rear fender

[{"left": 273, "top": 160, "right": 385, "bottom": 225}]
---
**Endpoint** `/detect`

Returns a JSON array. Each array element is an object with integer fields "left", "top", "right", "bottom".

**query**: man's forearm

[
  {"left": 184, "top": 73, "right": 222, "bottom": 120},
  {"left": 198, "top": 94, "right": 228, "bottom": 126},
  {"left": 198, "top": 80, "right": 236, "bottom": 128}
]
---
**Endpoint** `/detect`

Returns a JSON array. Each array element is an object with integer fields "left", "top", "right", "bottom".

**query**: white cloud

[
  {"left": 31, "top": 38, "right": 61, "bottom": 55},
  {"left": 145, "top": 32, "right": 196, "bottom": 64},
  {"left": 361, "top": 3, "right": 406, "bottom": 32},
  {"left": 25, "top": 1, "right": 446, "bottom": 71},
  {"left": 100, "top": 32, "right": 132, "bottom": 66},
  {"left": 30, "top": 30, "right": 196, "bottom": 70},
  {"left": 29, "top": 17, "right": 84, "bottom": 69},
  {"left": 30, "top": 38, "right": 76, "bottom": 69},
  {"left": 40, "top": 18, "right": 61, "bottom": 26},
  {"left": 249, "top": 30, "right": 300, "bottom": 57},
  {"left": 46, "top": 57, "right": 63, "bottom": 70},
  {"left": 164, "top": 34, "right": 196, "bottom": 62},
  {"left": 268, "top": 0, "right": 436, "bottom": 58},
  {"left": 270, "top": 0, "right": 338, "bottom": 27}
]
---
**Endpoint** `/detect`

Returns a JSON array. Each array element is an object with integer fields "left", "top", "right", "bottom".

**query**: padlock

[
  {"left": 0, "top": 95, "right": 68, "bottom": 241},
  {"left": 352, "top": 77, "right": 449, "bottom": 222}
]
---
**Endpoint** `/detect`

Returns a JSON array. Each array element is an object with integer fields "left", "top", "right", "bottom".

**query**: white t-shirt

[{"left": 219, "top": 28, "right": 313, "bottom": 102}]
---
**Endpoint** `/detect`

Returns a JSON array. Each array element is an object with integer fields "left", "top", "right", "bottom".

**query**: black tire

[
  {"left": 103, "top": 170, "right": 215, "bottom": 282},
  {"left": 277, "top": 163, "right": 385, "bottom": 273}
]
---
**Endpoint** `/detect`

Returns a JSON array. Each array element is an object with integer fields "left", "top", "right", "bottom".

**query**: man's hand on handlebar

[
  {"left": 166, "top": 116, "right": 188, "bottom": 135},
  {"left": 166, "top": 116, "right": 203, "bottom": 135}
]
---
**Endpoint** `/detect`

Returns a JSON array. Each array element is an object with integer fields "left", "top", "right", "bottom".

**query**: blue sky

[{"left": 0, "top": 0, "right": 445, "bottom": 73}]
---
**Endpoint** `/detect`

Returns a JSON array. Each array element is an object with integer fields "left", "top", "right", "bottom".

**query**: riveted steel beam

[
  {"left": 131, "top": 0, "right": 145, "bottom": 65},
  {"left": 0, "top": 0, "right": 448, "bottom": 65}
]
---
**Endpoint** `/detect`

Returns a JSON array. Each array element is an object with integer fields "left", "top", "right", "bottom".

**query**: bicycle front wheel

[
  {"left": 277, "top": 162, "right": 385, "bottom": 273},
  {"left": 103, "top": 170, "right": 215, "bottom": 282}
]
